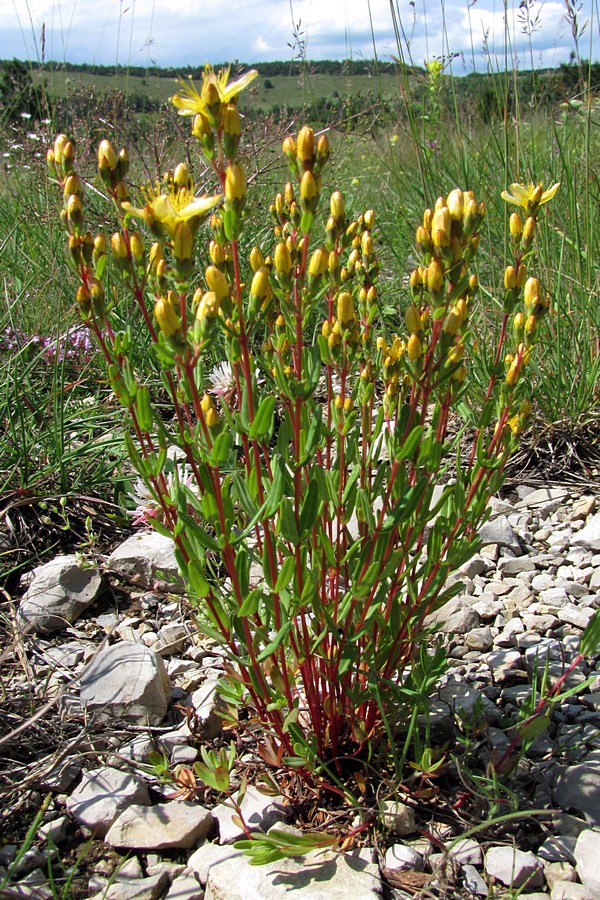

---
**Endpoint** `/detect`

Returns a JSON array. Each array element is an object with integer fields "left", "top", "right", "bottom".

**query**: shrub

[{"left": 48, "top": 65, "right": 556, "bottom": 789}]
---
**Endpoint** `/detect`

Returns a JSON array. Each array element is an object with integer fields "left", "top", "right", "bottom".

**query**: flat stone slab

[
  {"left": 105, "top": 801, "right": 213, "bottom": 850},
  {"left": 80, "top": 642, "right": 171, "bottom": 725},
  {"left": 107, "top": 531, "right": 182, "bottom": 587},
  {"left": 17, "top": 555, "right": 104, "bottom": 633},
  {"left": 204, "top": 847, "right": 381, "bottom": 899},
  {"left": 66, "top": 766, "right": 150, "bottom": 837}
]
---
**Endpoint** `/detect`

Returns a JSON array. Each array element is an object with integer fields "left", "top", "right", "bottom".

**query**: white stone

[
  {"left": 89, "top": 872, "right": 169, "bottom": 900},
  {"left": 379, "top": 801, "right": 416, "bottom": 836},
  {"left": 204, "top": 847, "right": 381, "bottom": 900},
  {"left": 108, "top": 531, "right": 182, "bottom": 586},
  {"left": 462, "top": 864, "right": 488, "bottom": 896},
  {"left": 187, "top": 681, "right": 225, "bottom": 741},
  {"left": 554, "top": 764, "right": 600, "bottom": 827},
  {"left": 573, "top": 514, "right": 600, "bottom": 551},
  {"left": 479, "top": 516, "right": 522, "bottom": 553},
  {"left": 384, "top": 843, "right": 423, "bottom": 870},
  {"left": 165, "top": 874, "right": 204, "bottom": 900},
  {"left": 574, "top": 828, "right": 600, "bottom": 894},
  {"left": 550, "top": 881, "right": 594, "bottom": 900},
  {"left": 17, "top": 555, "right": 104, "bottom": 633},
  {"left": 444, "top": 838, "right": 482, "bottom": 866},
  {"left": 187, "top": 843, "right": 242, "bottom": 885},
  {"left": 80, "top": 642, "right": 171, "bottom": 726},
  {"left": 66, "top": 766, "right": 150, "bottom": 837},
  {"left": 484, "top": 846, "right": 544, "bottom": 888},
  {"left": 105, "top": 801, "right": 213, "bottom": 850},
  {"left": 212, "top": 785, "right": 287, "bottom": 843}
]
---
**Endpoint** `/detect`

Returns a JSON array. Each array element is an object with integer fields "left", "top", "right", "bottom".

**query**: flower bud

[
  {"left": 155, "top": 296, "right": 180, "bottom": 337},
  {"left": 173, "top": 162, "right": 191, "bottom": 187},
  {"left": 509, "top": 212, "right": 523, "bottom": 238},
  {"left": 504, "top": 266, "right": 517, "bottom": 290},
  {"left": 431, "top": 206, "right": 451, "bottom": 247},
  {"left": 196, "top": 291, "right": 220, "bottom": 320},
  {"left": 443, "top": 306, "right": 462, "bottom": 336},
  {"left": 316, "top": 134, "right": 330, "bottom": 166},
  {"left": 299, "top": 170, "right": 318, "bottom": 208},
  {"left": 516, "top": 263, "right": 527, "bottom": 289},
  {"left": 223, "top": 102, "right": 240, "bottom": 136},
  {"left": 330, "top": 190, "right": 345, "bottom": 221},
  {"left": 405, "top": 304, "right": 421, "bottom": 334},
  {"left": 282, "top": 136, "right": 296, "bottom": 161},
  {"left": 205, "top": 265, "right": 229, "bottom": 301},
  {"left": 67, "top": 194, "right": 83, "bottom": 228},
  {"left": 296, "top": 126, "right": 315, "bottom": 168},
  {"left": 523, "top": 216, "right": 535, "bottom": 242},
  {"left": 524, "top": 277, "right": 541, "bottom": 313},
  {"left": 364, "top": 209, "right": 375, "bottom": 230},
  {"left": 447, "top": 188, "right": 464, "bottom": 221},
  {"left": 129, "top": 231, "right": 145, "bottom": 261},
  {"left": 225, "top": 164, "right": 246, "bottom": 201},
  {"left": 249, "top": 246, "right": 265, "bottom": 272},
  {"left": 63, "top": 174, "right": 82, "bottom": 198},
  {"left": 361, "top": 231, "right": 374, "bottom": 257},
  {"left": 272, "top": 242, "right": 292, "bottom": 277},
  {"left": 309, "top": 247, "right": 328, "bottom": 278},
  {"left": 53, "top": 134, "right": 70, "bottom": 166},
  {"left": 407, "top": 334, "right": 423, "bottom": 361},
  {"left": 250, "top": 266, "right": 271, "bottom": 302},
  {"left": 94, "top": 234, "right": 107, "bottom": 257},
  {"left": 97, "top": 139, "right": 118, "bottom": 172},
  {"left": 192, "top": 113, "right": 211, "bottom": 139},
  {"left": 426, "top": 259, "right": 445, "bottom": 293},
  {"left": 209, "top": 240, "right": 226, "bottom": 265},
  {"left": 336, "top": 291, "right": 355, "bottom": 326},
  {"left": 206, "top": 407, "right": 220, "bottom": 428},
  {"left": 173, "top": 221, "right": 193, "bottom": 262}
]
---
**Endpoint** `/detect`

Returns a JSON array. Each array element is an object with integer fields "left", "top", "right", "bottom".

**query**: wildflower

[
  {"left": 501, "top": 182, "right": 560, "bottom": 213},
  {"left": 171, "top": 66, "right": 258, "bottom": 118},
  {"left": 122, "top": 183, "right": 221, "bottom": 240}
]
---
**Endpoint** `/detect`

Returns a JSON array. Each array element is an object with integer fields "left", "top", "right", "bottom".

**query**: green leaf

[
  {"left": 135, "top": 385, "right": 153, "bottom": 433},
  {"left": 518, "top": 713, "right": 550, "bottom": 742},
  {"left": 265, "top": 456, "right": 286, "bottom": 517},
  {"left": 257, "top": 621, "right": 292, "bottom": 662},
  {"left": 299, "top": 406, "right": 322, "bottom": 466},
  {"left": 238, "top": 589, "right": 262, "bottom": 616},
  {"left": 279, "top": 497, "right": 299, "bottom": 543},
  {"left": 275, "top": 555, "right": 296, "bottom": 593},
  {"left": 580, "top": 609, "right": 600, "bottom": 658},
  {"left": 235, "top": 547, "right": 249, "bottom": 596},
  {"left": 187, "top": 559, "right": 211, "bottom": 598},
  {"left": 249, "top": 396, "right": 276, "bottom": 441},
  {"left": 394, "top": 424, "right": 424, "bottom": 462},
  {"left": 299, "top": 478, "right": 320, "bottom": 537},
  {"left": 210, "top": 431, "right": 232, "bottom": 467},
  {"left": 177, "top": 511, "right": 220, "bottom": 551}
]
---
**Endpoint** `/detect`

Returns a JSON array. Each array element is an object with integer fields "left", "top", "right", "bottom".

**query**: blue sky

[{"left": 0, "top": 1, "right": 596, "bottom": 71}]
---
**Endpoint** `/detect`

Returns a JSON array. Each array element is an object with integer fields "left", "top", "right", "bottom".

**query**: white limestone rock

[
  {"left": 80, "top": 642, "right": 171, "bottom": 725},
  {"left": 66, "top": 766, "right": 150, "bottom": 837},
  {"left": 17, "top": 555, "right": 104, "bottom": 633}
]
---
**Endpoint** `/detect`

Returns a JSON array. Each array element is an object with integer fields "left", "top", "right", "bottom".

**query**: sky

[{"left": 0, "top": 1, "right": 596, "bottom": 72}]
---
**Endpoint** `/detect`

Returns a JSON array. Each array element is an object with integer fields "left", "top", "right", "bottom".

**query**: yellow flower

[
  {"left": 122, "top": 184, "right": 221, "bottom": 240},
  {"left": 171, "top": 66, "right": 258, "bottom": 117},
  {"left": 501, "top": 182, "right": 560, "bottom": 212}
]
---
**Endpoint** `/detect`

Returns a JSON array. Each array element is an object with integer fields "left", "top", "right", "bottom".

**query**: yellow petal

[
  {"left": 541, "top": 182, "right": 560, "bottom": 204},
  {"left": 178, "top": 194, "right": 222, "bottom": 221},
  {"left": 221, "top": 69, "right": 258, "bottom": 102}
]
